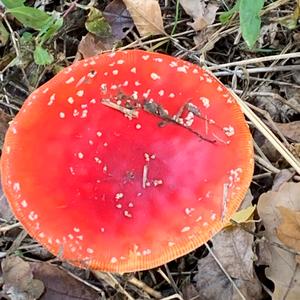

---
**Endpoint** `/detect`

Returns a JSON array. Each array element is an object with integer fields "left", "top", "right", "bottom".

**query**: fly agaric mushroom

[{"left": 1, "top": 50, "right": 254, "bottom": 272}]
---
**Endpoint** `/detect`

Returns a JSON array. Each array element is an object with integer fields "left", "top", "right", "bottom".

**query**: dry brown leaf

[
  {"left": 276, "top": 206, "right": 300, "bottom": 263},
  {"left": 274, "top": 121, "right": 300, "bottom": 143},
  {"left": 257, "top": 182, "right": 300, "bottom": 300},
  {"left": 103, "top": 0, "right": 134, "bottom": 40},
  {"left": 194, "top": 248, "right": 262, "bottom": 300},
  {"left": 123, "top": 0, "right": 165, "bottom": 37},
  {"left": 1, "top": 256, "right": 45, "bottom": 300},
  {"left": 76, "top": 33, "right": 117, "bottom": 60},
  {"left": 30, "top": 262, "right": 102, "bottom": 300},
  {"left": 179, "top": 0, "right": 219, "bottom": 31}
]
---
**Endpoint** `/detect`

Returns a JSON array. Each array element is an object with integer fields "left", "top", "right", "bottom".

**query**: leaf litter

[{"left": 1, "top": 0, "right": 300, "bottom": 299}]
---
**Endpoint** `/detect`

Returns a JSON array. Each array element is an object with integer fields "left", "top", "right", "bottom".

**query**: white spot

[
  {"left": 136, "top": 123, "right": 142, "bottom": 130},
  {"left": 150, "top": 73, "right": 160, "bottom": 80},
  {"left": 65, "top": 77, "right": 75, "bottom": 84},
  {"left": 5, "top": 146, "right": 10, "bottom": 154},
  {"left": 169, "top": 61, "right": 178, "bottom": 68},
  {"left": 42, "top": 87, "right": 49, "bottom": 93},
  {"left": 78, "top": 152, "right": 84, "bottom": 159},
  {"left": 154, "top": 58, "right": 163, "bottom": 62},
  {"left": 90, "top": 98, "right": 96, "bottom": 104},
  {"left": 217, "top": 85, "right": 223, "bottom": 92},
  {"left": 128, "top": 202, "right": 134, "bottom": 208},
  {"left": 112, "top": 69, "right": 119, "bottom": 75},
  {"left": 96, "top": 131, "right": 102, "bottom": 137},
  {"left": 193, "top": 68, "right": 199, "bottom": 74},
  {"left": 135, "top": 81, "right": 141, "bottom": 86},
  {"left": 73, "top": 109, "right": 80, "bottom": 117},
  {"left": 69, "top": 167, "right": 75, "bottom": 175},
  {"left": 123, "top": 80, "right": 129, "bottom": 86},
  {"left": 185, "top": 208, "right": 195, "bottom": 216},
  {"left": 153, "top": 179, "right": 163, "bottom": 186},
  {"left": 223, "top": 126, "right": 235, "bottom": 137},
  {"left": 76, "top": 90, "right": 84, "bottom": 97},
  {"left": 206, "top": 77, "right": 213, "bottom": 83},
  {"left": 181, "top": 226, "right": 191, "bottom": 233},
  {"left": 21, "top": 200, "right": 27, "bottom": 208},
  {"left": 117, "top": 59, "right": 124, "bottom": 64},
  {"left": 131, "top": 67, "right": 136, "bottom": 73},
  {"left": 77, "top": 235, "right": 83, "bottom": 240},
  {"left": 68, "top": 234, "right": 74, "bottom": 239},
  {"left": 200, "top": 97, "right": 210, "bottom": 108},
  {"left": 104, "top": 72, "right": 108, "bottom": 76},
  {"left": 169, "top": 93, "right": 175, "bottom": 98},
  {"left": 143, "top": 89, "right": 151, "bottom": 98},
  {"left": 115, "top": 193, "right": 124, "bottom": 200},
  {"left": 116, "top": 203, "right": 122, "bottom": 209},
  {"left": 132, "top": 91, "right": 138, "bottom": 100},
  {"left": 87, "top": 248, "right": 94, "bottom": 254},
  {"left": 81, "top": 109, "right": 88, "bottom": 118},
  {"left": 177, "top": 66, "right": 188, "bottom": 73},
  {"left": 203, "top": 222, "right": 209, "bottom": 226},
  {"left": 13, "top": 182, "right": 20, "bottom": 192},
  {"left": 101, "top": 83, "right": 107, "bottom": 92},
  {"left": 211, "top": 213, "right": 217, "bottom": 221},
  {"left": 168, "top": 241, "right": 175, "bottom": 247},
  {"left": 111, "top": 84, "right": 117, "bottom": 90},
  {"left": 11, "top": 127, "right": 17, "bottom": 134},
  {"left": 124, "top": 210, "right": 132, "bottom": 218},
  {"left": 143, "top": 249, "right": 151, "bottom": 255},
  {"left": 88, "top": 71, "right": 97, "bottom": 78},
  {"left": 48, "top": 93, "right": 56, "bottom": 106},
  {"left": 67, "top": 97, "right": 74, "bottom": 104},
  {"left": 100, "top": 227, "right": 105, "bottom": 232},
  {"left": 74, "top": 227, "right": 80, "bottom": 232},
  {"left": 38, "top": 232, "right": 45, "bottom": 238},
  {"left": 158, "top": 90, "right": 164, "bottom": 96},
  {"left": 111, "top": 257, "right": 118, "bottom": 264},
  {"left": 59, "top": 112, "right": 65, "bottom": 119},
  {"left": 28, "top": 211, "right": 38, "bottom": 221},
  {"left": 48, "top": 238, "right": 53, "bottom": 244},
  {"left": 94, "top": 157, "right": 102, "bottom": 164},
  {"left": 142, "top": 55, "right": 150, "bottom": 60}
]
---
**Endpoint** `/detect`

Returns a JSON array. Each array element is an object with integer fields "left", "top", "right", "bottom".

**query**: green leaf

[
  {"left": 1, "top": 0, "right": 25, "bottom": 9},
  {"left": 278, "top": 5, "right": 300, "bottom": 30},
  {"left": 219, "top": 0, "right": 240, "bottom": 24},
  {"left": 239, "top": 0, "right": 264, "bottom": 48},
  {"left": 85, "top": 7, "right": 111, "bottom": 37},
  {"left": 38, "top": 16, "right": 63, "bottom": 44},
  {"left": 7, "top": 6, "right": 52, "bottom": 31},
  {"left": 0, "top": 20, "right": 9, "bottom": 45},
  {"left": 33, "top": 45, "right": 53, "bottom": 65}
]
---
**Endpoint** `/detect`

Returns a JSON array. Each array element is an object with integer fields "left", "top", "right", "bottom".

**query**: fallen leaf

[
  {"left": 1, "top": 256, "right": 45, "bottom": 300},
  {"left": 122, "top": 0, "right": 164, "bottom": 37},
  {"left": 274, "top": 121, "right": 300, "bottom": 143},
  {"left": 30, "top": 262, "right": 102, "bottom": 300},
  {"left": 76, "top": 33, "right": 118, "bottom": 60},
  {"left": 193, "top": 27, "right": 218, "bottom": 52},
  {"left": 272, "top": 169, "right": 294, "bottom": 192},
  {"left": 103, "top": 0, "right": 134, "bottom": 40},
  {"left": 257, "top": 182, "right": 300, "bottom": 300},
  {"left": 194, "top": 245, "right": 262, "bottom": 300},
  {"left": 0, "top": 179, "right": 14, "bottom": 222},
  {"left": 226, "top": 205, "right": 256, "bottom": 227},
  {"left": 85, "top": 7, "right": 112, "bottom": 37},
  {"left": 179, "top": 0, "right": 219, "bottom": 31},
  {"left": 277, "top": 0, "right": 300, "bottom": 29},
  {"left": 0, "top": 20, "right": 9, "bottom": 46},
  {"left": 193, "top": 189, "right": 262, "bottom": 299},
  {"left": 276, "top": 206, "right": 300, "bottom": 263}
]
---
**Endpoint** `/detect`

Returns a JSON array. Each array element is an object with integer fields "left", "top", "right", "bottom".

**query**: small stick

[{"left": 101, "top": 99, "right": 139, "bottom": 118}]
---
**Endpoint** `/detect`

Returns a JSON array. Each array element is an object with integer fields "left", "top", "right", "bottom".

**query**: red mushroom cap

[{"left": 1, "top": 50, "right": 254, "bottom": 272}]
